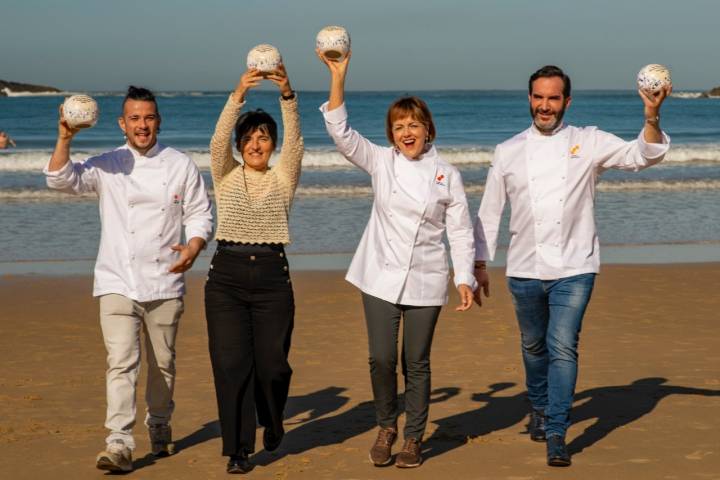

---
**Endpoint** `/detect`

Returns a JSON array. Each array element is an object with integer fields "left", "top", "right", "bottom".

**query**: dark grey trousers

[{"left": 361, "top": 292, "right": 442, "bottom": 440}]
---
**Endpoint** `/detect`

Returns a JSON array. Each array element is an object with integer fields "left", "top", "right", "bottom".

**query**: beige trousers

[{"left": 99, "top": 294, "right": 184, "bottom": 449}]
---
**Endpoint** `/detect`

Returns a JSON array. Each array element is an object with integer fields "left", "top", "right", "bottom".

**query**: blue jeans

[{"left": 507, "top": 273, "right": 596, "bottom": 437}]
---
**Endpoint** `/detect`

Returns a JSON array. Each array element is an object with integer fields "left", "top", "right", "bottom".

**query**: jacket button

[
  {"left": 250, "top": 255, "right": 256, "bottom": 261},
  {"left": 283, "top": 266, "right": 288, "bottom": 271}
]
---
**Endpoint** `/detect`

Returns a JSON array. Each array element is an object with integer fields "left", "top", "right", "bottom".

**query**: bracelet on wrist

[
  {"left": 474, "top": 263, "right": 487, "bottom": 270},
  {"left": 281, "top": 90, "right": 296, "bottom": 100}
]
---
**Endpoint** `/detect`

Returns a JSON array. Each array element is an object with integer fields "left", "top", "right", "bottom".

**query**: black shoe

[
  {"left": 546, "top": 434, "right": 571, "bottom": 467},
  {"left": 227, "top": 453, "right": 254, "bottom": 474},
  {"left": 528, "top": 409, "right": 546, "bottom": 442},
  {"left": 263, "top": 427, "right": 284, "bottom": 452}
]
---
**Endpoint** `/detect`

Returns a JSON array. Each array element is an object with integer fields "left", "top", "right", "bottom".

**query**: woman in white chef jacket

[{"left": 318, "top": 51, "right": 477, "bottom": 469}]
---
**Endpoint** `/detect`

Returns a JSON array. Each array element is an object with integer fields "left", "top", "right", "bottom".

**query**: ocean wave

[
  {"left": 671, "top": 92, "right": 703, "bottom": 99},
  {"left": 2, "top": 145, "right": 719, "bottom": 172},
  {"left": 3, "top": 179, "right": 718, "bottom": 202}
]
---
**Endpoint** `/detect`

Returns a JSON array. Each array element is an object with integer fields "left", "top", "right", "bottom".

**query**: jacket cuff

[
  {"left": 637, "top": 130, "right": 671, "bottom": 159},
  {"left": 454, "top": 272, "right": 478, "bottom": 291},
  {"left": 319, "top": 101, "right": 348, "bottom": 124}
]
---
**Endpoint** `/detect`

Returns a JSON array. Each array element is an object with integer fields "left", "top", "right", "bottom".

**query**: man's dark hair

[
  {"left": 234, "top": 109, "right": 278, "bottom": 150},
  {"left": 122, "top": 85, "right": 159, "bottom": 112},
  {"left": 528, "top": 65, "right": 572, "bottom": 98}
]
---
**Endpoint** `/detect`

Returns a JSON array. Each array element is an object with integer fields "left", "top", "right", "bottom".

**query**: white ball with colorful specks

[
  {"left": 316, "top": 26, "right": 350, "bottom": 60},
  {"left": 63, "top": 95, "right": 99, "bottom": 129},
  {"left": 637, "top": 64, "right": 672, "bottom": 94},
  {"left": 247, "top": 44, "right": 282, "bottom": 73}
]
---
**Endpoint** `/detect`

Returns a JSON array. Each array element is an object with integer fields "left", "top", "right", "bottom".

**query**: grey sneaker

[
  {"left": 395, "top": 438, "right": 422, "bottom": 468},
  {"left": 369, "top": 426, "right": 397, "bottom": 466},
  {"left": 96, "top": 439, "right": 133, "bottom": 472},
  {"left": 149, "top": 424, "right": 175, "bottom": 457}
]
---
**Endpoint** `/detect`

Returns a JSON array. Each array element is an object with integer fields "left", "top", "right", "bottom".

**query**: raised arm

[
  {"left": 317, "top": 50, "right": 383, "bottom": 174},
  {"left": 209, "top": 69, "right": 263, "bottom": 187},
  {"left": 44, "top": 104, "right": 98, "bottom": 194},
  {"left": 594, "top": 85, "right": 672, "bottom": 172},
  {"left": 47, "top": 105, "right": 81, "bottom": 172},
  {"left": 266, "top": 64, "right": 304, "bottom": 197}
]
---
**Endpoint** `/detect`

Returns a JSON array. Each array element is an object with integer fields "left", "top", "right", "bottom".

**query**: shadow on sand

[{"left": 424, "top": 378, "right": 720, "bottom": 462}]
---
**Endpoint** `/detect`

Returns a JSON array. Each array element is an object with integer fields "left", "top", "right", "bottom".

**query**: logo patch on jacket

[
  {"left": 570, "top": 144, "right": 581, "bottom": 158},
  {"left": 435, "top": 174, "right": 446, "bottom": 186},
  {"left": 173, "top": 194, "right": 182, "bottom": 205}
]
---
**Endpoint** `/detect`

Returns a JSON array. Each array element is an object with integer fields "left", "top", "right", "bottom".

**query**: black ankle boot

[
  {"left": 546, "top": 434, "right": 571, "bottom": 467},
  {"left": 227, "top": 453, "right": 254, "bottom": 474},
  {"left": 528, "top": 409, "right": 546, "bottom": 442}
]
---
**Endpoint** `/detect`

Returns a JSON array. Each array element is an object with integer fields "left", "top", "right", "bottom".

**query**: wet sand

[{"left": 1, "top": 264, "right": 719, "bottom": 479}]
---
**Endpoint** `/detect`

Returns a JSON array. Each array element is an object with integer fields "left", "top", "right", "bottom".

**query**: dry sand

[{"left": 1, "top": 264, "right": 719, "bottom": 479}]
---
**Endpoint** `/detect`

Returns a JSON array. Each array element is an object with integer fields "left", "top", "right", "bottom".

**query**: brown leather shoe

[
  {"left": 369, "top": 426, "right": 397, "bottom": 466},
  {"left": 395, "top": 437, "right": 422, "bottom": 468}
]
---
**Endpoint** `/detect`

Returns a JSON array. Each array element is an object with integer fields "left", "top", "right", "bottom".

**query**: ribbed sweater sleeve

[
  {"left": 210, "top": 95, "right": 244, "bottom": 188},
  {"left": 273, "top": 96, "right": 304, "bottom": 201}
]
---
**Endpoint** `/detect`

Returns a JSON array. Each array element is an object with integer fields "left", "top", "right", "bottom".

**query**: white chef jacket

[
  {"left": 44, "top": 143, "right": 213, "bottom": 301},
  {"left": 474, "top": 124, "right": 670, "bottom": 280},
  {"left": 321, "top": 102, "right": 477, "bottom": 306}
]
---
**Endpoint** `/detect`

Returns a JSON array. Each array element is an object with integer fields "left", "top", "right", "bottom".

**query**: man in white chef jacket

[
  {"left": 473, "top": 65, "right": 671, "bottom": 466},
  {"left": 44, "top": 86, "right": 213, "bottom": 473}
]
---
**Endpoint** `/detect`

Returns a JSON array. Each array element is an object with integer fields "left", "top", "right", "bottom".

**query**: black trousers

[{"left": 204, "top": 245, "right": 294, "bottom": 456}]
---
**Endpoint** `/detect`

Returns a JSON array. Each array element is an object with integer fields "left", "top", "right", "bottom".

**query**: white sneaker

[
  {"left": 149, "top": 424, "right": 175, "bottom": 457},
  {"left": 96, "top": 439, "right": 133, "bottom": 472}
]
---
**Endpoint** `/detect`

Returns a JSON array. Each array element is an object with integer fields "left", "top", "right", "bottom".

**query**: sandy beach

[{"left": 1, "top": 264, "right": 719, "bottom": 479}]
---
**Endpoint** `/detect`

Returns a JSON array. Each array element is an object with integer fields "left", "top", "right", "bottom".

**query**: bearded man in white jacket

[{"left": 473, "top": 65, "right": 671, "bottom": 467}]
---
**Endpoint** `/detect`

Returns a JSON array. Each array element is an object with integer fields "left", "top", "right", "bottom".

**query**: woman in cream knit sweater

[{"left": 204, "top": 64, "right": 303, "bottom": 474}]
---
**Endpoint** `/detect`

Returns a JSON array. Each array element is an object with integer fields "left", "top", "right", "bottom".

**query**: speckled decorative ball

[
  {"left": 63, "top": 95, "right": 99, "bottom": 129},
  {"left": 637, "top": 64, "right": 672, "bottom": 94},
  {"left": 316, "top": 26, "right": 350, "bottom": 60},
  {"left": 247, "top": 44, "right": 282, "bottom": 73}
]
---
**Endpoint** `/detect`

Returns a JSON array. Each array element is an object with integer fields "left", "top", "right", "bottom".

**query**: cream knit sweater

[{"left": 210, "top": 94, "right": 304, "bottom": 244}]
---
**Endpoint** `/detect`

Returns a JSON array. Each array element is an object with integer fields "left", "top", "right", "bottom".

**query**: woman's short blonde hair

[{"left": 385, "top": 96, "right": 436, "bottom": 145}]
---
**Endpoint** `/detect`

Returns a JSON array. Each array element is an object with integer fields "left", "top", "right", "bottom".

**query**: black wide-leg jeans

[{"left": 204, "top": 245, "right": 294, "bottom": 456}]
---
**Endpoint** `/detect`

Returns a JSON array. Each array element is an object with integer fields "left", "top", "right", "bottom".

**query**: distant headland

[
  {"left": 700, "top": 86, "right": 720, "bottom": 98},
  {"left": 0, "top": 79, "right": 61, "bottom": 96}
]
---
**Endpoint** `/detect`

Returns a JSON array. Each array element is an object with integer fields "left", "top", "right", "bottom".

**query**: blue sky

[{"left": 2, "top": 0, "right": 718, "bottom": 91}]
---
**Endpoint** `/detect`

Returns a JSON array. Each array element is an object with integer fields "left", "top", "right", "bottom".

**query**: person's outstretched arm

[
  {"left": 44, "top": 105, "right": 98, "bottom": 194},
  {"left": 594, "top": 85, "right": 672, "bottom": 173},
  {"left": 266, "top": 64, "right": 304, "bottom": 197},
  {"left": 317, "top": 50, "right": 383, "bottom": 175},
  {"left": 209, "top": 69, "right": 263, "bottom": 187}
]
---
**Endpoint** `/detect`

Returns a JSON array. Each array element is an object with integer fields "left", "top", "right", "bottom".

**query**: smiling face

[
  {"left": 391, "top": 115, "right": 428, "bottom": 159},
  {"left": 118, "top": 99, "right": 160, "bottom": 154},
  {"left": 529, "top": 76, "right": 571, "bottom": 135},
  {"left": 240, "top": 127, "right": 275, "bottom": 171}
]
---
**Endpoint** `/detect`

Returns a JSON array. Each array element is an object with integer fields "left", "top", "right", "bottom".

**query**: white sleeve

[
  {"left": 43, "top": 157, "right": 99, "bottom": 194},
  {"left": 445, "top": 169, "right": 478, "bottom": 290},
  {"left": 474, "top": 147, "right": 506, "bottom": 261},
  {"left": 592, "top": 127, "right": 671, "bottom": 173},
  {"left": 182, "top": 162, "right": 213, "bottom": 242},
  {"left": 319, "top": 101, "right": 385, "bottom": 175}
]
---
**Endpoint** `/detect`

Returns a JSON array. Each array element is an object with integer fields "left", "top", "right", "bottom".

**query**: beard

[{"left": 530, "top": 104, "right": 567, "bottom": 134}]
